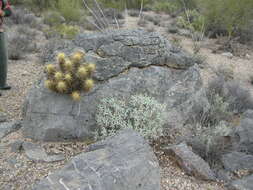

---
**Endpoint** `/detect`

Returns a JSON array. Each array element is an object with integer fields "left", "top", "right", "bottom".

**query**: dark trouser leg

[{"left": 0, "top": 32, "right": 10, "bottom": 90}]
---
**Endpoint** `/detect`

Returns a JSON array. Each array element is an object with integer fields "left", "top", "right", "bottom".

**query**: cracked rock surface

[
  {"left": 33, "top": 129, "right": 160, "bottom": 190},
  {"left": 23, "top": 29, "right": 208, "bottom": 141}
]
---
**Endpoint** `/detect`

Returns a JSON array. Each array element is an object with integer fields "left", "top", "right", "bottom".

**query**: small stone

[
  {"left": 221, "top": 52, "right": 233, "bottom": 58},
  {"left": 10, "top": 140, "right": 24, "bottom": 153},
  {"left": 163, "top": 142, "right": 216, "bottom": 181},
  {"left": 245, "top": 54, "right": 250, "bottom": 59},
  {"left": 23, "top": 142, "right": 65, "bottom": 162},
  {"left": 0, "top": 112, "right": 7, "bottom": 123},
  {"left": 168, "top": 27, "right": 178, "bottom": 34},
  {"left": 0, "top": 121, "right": 22, "bottom": 140}
]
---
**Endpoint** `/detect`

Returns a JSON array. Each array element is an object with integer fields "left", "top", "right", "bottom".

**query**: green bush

[
  {"left": 57, "top": 0, "right": 82, "bottom": 22},
  {"left": 95, "top": 94, "right": 167, "bottom": 140},
  {"left": 195, "top": 0, "right": 253, "bottom": 38},
  {"left": 44, "top": 24, "right": 80, "bottom": 39},
  {"left": 177, "top": 9, "right": 205, "bottom": 32},
  {"left": 152, "top": 0, "right": 179, "bottom": 13},
  {"left": 43, "top": 11, "right": 65, "bottom": 26},
  {"left": 97, "top": 0, "right": 153, "bottom": 10}
]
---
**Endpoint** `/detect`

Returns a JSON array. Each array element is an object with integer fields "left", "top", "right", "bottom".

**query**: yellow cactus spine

[
  {"left": 45, "top": 80, "right": 56, "bottom": 91},
  {"left": 71, "top": 91, "right": 81, "bottom": 101},
  {"left": 77, "top": 66, "right": 88, "bottom": 79},
  {"left": 45, "top": 64, "right": 56, "bottom": 75},
  {"left": 54, "top": 72, "right": 63, "bottom": 81},
  {"left": 56, "top": 81, "right": 68, "bottom": 93},
  {"left": 64, "top": 60, "right": 74, "bottom": 72},
  {"left": 84, "top": 79, "right": 94, "bottom": 92},
  {"left": 72, "top": 51, "right": 84, "bottom": 64},
  {"left": 86, "top": 63, "right": 96, "bottom": 74},
  {"left": 65, "top": 73, "right": 73, "bottom": 83},
  {"left": 57, "top": 52, "right": 66, "bottom": 64}
]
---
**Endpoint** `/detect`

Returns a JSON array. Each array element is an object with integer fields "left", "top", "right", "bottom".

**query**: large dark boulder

[
  {"left": 23, "top": 30, "right": 207, "bottom": 141},
  {"left": 33, "top": 129, "right": 160, "bottom": 190}
]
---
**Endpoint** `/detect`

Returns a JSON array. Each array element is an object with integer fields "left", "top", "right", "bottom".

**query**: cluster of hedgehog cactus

[{"left": 44, "top": 51, "right": 96, "bottom": 101}]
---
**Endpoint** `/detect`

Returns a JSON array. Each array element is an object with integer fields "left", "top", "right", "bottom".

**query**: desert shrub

[
  {"left": 137, "top": 18, "right": 147, "bottom": 27},
  {"left": 207, "top": 77, "right": 253, "bottom": 114},
  {"left": 195, "top": 0, "right": 253, "bottom": 38},
  {"left": 189, "top": 121, "right": 233, "bottom": 167},
  {"left": 8, "top": 26, "right": 38, "bottom": 60},
  {"left": 152, "top": 0, "right": 179, "bottom": 13},
  {"left": 57, "top": 0, "right": 82, "bottom": 22},
  {"left": 44, "top": 51, "right": 96, "bottom": 101},
  {"left": 226, "top": 81, "right": 253, "bottom": 113},
  {"left": 98, "top": 0, "right": 152, "bottom": 10},
  {"left": 44, "top": 24, "right": 80, "bottom": 39},
  {"left": 128, "top": 9, "right": 139, "bottom": 17},
  {"left": 188, "top": 77, "right": 253, "bottom": 160},
  {"left": 8, "top": 8, "right": 38, "bottom": 26},
  {"left": 215, "top": 64, "right": 234, "bottom": 81},
  {"left": 144, "top": 15, "right": 161, "bottom": 26},
  {"left": 95, "top": 94, "right": 167, "bottom": 140},
  {"left": 55, "top": 24, "right": 80, "bottom": 39},
  {"left": 177, "top": 9, "right": 205, "bottom": 33},
  {"left": 43, "top": 11, "right": 65, "bottom": 26},
  {"left": 24, "top": 0, "right": 58, "bottom": 10}
]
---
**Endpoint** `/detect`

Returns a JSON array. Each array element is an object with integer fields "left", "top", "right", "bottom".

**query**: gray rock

[
  {"left": 23, "top": 30, "right": 208, "bottom": 141},
  {"left": 43, "top": 30, "right": 196, "bottom": 72},
  {"left": 33, "top": 129, "right": 160, "bottom": 190},
  {"left": 10, "top": 140, "right": 24, "bottom": 153},
  {"left": 23, "top": 142, "right": 65, "bottom": 162},
  {"left": 164, "top": 142, "right": 216, "bottom": 181},
  {"left": 222, "top": 152, "right": 253, "bottom": 172},
  {"left": 0, "top": 112, "right": 7, "bottom": 122},
  {"left": 216, "top": 169, "right": 233, "bottom": 182},
  {"left": 229, "top": 174, "right": 253, "bottom": 190},
  {"left": 232, "top": 117, "right": 253, "bottom": 153},
  {"left": 168, "top": 26, "right": 179, "bottom": 34},
  {"left": 242, "top": 109, "right": 253, "bottom": 119},
  {"left": 0, "top": 121, "right": 22, "bottom": 139}
]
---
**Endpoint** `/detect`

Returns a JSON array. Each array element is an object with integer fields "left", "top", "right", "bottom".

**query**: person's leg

[{"left": 0, "top": 32, "right": 11, "bottom": 90}]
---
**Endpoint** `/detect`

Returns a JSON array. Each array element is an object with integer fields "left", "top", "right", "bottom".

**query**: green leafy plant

[
  {"left": 177, "top": 9, "right": 205, "bottom": 33},
  {"left": 95, "top": 94, "right": 167, "bottom": 140},
  {"left": 57, "top": 0, "right": 82, "bottom": 22},
  {"left": 195, "top": 0, "right": 253, "bottom": 38}
]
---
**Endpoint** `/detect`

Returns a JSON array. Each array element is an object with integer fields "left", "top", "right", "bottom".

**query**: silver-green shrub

[{"left": 95, "top": 94, "right": 167, "bottom": 140}]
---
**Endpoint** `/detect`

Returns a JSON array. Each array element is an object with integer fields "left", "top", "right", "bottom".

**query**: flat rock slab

[
  {"left": 222, "top": 151, "right": 253, "bottom": 172},
  {"left": 23, "top": 142, "right": 65, "bottom": 162},
  {"left": 33, "top": 129, "right": 160, "bottom": 190},
  {"left": 164, "top": 142, "right": 216, "bottom": 181},
  {"left": 229, "top": 174, "right": 253, "bottom": 190},
  {"left": 0, "top": 121, "right": 21, "bottom": 140}
]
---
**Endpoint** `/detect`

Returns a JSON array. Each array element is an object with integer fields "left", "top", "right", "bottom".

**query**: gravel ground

[
  {"left": 0, "top": 130, "right": 225, "bottom": 190},
  {"left": 0, "top": 55, "right": 44, "bottom": 120},
  {"left": 4, "top": 11, "right": 253, "bottom": 190}
]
